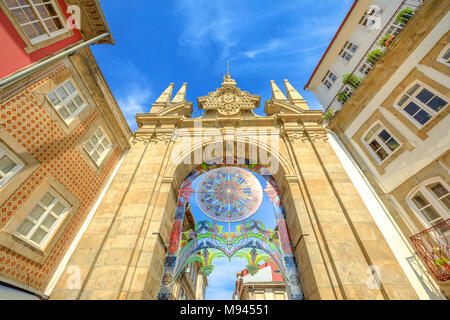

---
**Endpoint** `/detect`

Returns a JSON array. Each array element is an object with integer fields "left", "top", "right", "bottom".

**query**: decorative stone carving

[{"left": 202, "top": 75, "right": 257, "bottom": 116}]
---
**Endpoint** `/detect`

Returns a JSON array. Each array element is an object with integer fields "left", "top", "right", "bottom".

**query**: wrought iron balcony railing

[
  {"left": 410, "top": 219, "right": 450, "bottom": 282},
  {"left": 324, "top": 0, "right": 426, "bottom": 124}
]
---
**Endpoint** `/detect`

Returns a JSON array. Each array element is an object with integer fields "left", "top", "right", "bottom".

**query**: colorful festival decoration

[
  {"left": 196, "top": 167, "right": 263, "bottom": 223},
  {"left": 157, "top": 158, "right": 304, "bottom": 300}
]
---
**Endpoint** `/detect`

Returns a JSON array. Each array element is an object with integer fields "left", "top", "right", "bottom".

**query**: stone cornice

[{"left": 65, "top": 0, "right": 114, "bottom": 44}]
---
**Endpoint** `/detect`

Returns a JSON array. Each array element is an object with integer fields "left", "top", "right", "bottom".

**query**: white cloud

[{"left": 113, "top": 60, "right": 153, "bottom": 132}]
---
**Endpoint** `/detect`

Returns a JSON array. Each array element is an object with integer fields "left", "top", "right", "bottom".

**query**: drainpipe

[
  {"left": 327, "top": 129, "right": 444, "bottom": 298},
  {"left": 0, "top": 32, "right": 111, "bottom": 90}
]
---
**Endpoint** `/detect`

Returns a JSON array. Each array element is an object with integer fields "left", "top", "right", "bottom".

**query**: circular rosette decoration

[{"left": 196, "top": 167, "right": 263, "bottom": 223}]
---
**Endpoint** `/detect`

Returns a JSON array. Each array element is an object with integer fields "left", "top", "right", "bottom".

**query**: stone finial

[
  {"left": 155, "top": 83, "right": 175, "bottom": 104},
  {"left": 283, "top": 79, "right": 309, "bottom": 110},
  {"left": 270, "top": 80, "right": 287, "bottom": 101},
  {"left": 172, "top": 83, "right": 187, "bottom": 103}
]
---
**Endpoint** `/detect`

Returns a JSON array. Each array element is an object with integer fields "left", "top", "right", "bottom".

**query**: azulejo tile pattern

[{"left": 0, "top": 64, "right": 122, "bottom": 293}]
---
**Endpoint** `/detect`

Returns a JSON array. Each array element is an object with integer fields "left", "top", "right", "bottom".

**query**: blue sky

[
  {"left": 91, "top": 0, "right": 354, "bottom": 132},
  {"left": 189, "top": 169, "right": 281, "bottom": 300}
]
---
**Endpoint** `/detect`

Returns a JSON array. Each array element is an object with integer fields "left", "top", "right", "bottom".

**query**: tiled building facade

[
  {"left": 307, "top": 0, "right": 449, "bottom": 298},
  {"left": 0, "top": 1, "right": 131, "bottom": 297}
]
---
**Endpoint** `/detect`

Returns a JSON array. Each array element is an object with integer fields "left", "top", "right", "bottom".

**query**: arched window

[
  {"left": 407, "top": 178, "right": 450, "bottom": 227},
  {"left": 437, "top": 44, "right": 450, "bottom": 66},
  {"left": 395, "top": 81, "right": 448, "bottom": 127}
]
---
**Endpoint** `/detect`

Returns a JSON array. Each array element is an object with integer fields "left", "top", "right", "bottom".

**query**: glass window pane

[
  {"left": 22, "top": 24, "right": 37, "bottom": 39},
  {"left": 407, "top": 84, "right": 420, "bottom": 96},
  {"left": 52, "top": 202, "right": 66, "bottom": 216},
  {"left": 398, "top": 94, "right": 409, "bottom": 107},
  {"left": 16, "top": 219, "right": 34, "bottom": 237},
  {"left": 11, "top": 8, "right": 28, "bottom": 24},
  {"left": 412, "top": 192, "right": 430, "bottom": 209},
  {"left": 427, "top": 183, "right": 448, "bottom": 198},
  {"left": 369, "top": 140, "right": 381, "bottom": 152},
  {"left": 376, "top": 148, "right": 389, "bottom": 161},
  {"left": 65, "top": 81, "right": 76, "bottom": 94},
  {"left": 59, "top": 107, "right": 70, "bottom": 120},
  {"left": 427, "top": 96, "right": 447, "bottom": 112},
  {"left": 41, "top": 192, "right": 55, "bottom": 207},
  {"left": 96, "top": 129, "right": 104, "bottom": 138},
  {"left": 66, "top": 101, "right": 77, "bottom": 113},
  {"left": 90, "top": 135, "right": 99, "bottom": 145},
  {"left": 443, "top": 48, "right": 450, "bottom": 60},
  {"left": 47, "top": 92, "right": 60, "bottom": 105},
  {"left": 404, "top": 102, "right": 420, "bottom": 116},
  {"left": 0, "top": 155, "right": 17, "bottom": 175},
  {"left": 74, "top": 95, "right": 84, "bottom": 107},
  {"left": 56, "top": 86, "right": 68, "bottom": 100},
  {"left": 413, "top": 109, "right": 431, "bottom": 125},
  {"left": 29, "top": 205, "right": 45, "bottom": 221},
  {"left": 386, "top": 138, "right": 400, "bottom": 151},
  {"left": 31, "top": 21, "right": 45, "bottom": 36},
  {"left": 378, "top": 130, "right": 392, "bottom": 142},
  {"left": 42, "top": 215, "right": 57, "bottom": 229},
  {"left": 30, "top": 228, "right": 47, "bottom": 245},
  {"left": 85, "top": 142, "right": 94, "bottom": 153},
  {"left": 97, "top": 144, "right": 105, "bottom": 155},
  {"left": 439, "top": 195, "right": 450, "bottom": 210},
  {"left": 44, "top": 19, "right": 57, "bottom": 33},
  {"left": 421, "top": 206, "right": 441, "bottom": 223},
  {"left": 22, "top": 6, "right": 36, "bottom": 21},
  {"left": 416, "top": 89, "right": 434, "bottom": 104},
  {"left": 92, "top": 152, "right": 100, "bottom": 162}
]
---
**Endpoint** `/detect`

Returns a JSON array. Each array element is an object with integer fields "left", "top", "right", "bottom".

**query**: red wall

[{"left": 0, "top": 0, "right": 82, "bottom": 79}]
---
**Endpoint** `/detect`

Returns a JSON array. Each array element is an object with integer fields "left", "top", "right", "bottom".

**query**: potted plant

[
  {"left": 378, "top": 33, "right": 395, "bottom": 48},
  {"left": 324, "top": 110, "right": 335, "bottom": 121},
  {"left": 342, "top": 74, "right": 361, "bottom": 89},
  {"left": 337, "top": 91, "right": 350, "bottom": 104},
  {"left": 396, "top": 7, "right": 414, "bottom": 24},
  {"left": 367, "top": 49, "right": 383, "bottom": 65}
]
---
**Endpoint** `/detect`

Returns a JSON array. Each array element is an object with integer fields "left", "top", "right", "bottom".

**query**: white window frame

[
  {"left": 406, "top": 178, "right": 450, "bottom": 228},
  {"left": 395, "top": 81, "right": 448, "bottom": 128},
  {"left": 3, "top": 0, "right": 67, "bottom": 45},
  {"left": 46, "top": 79, "right": 88, "bottom": 124},
  {"left": 321, "top": 70, "right": 337, "bottom": 90},
  {"left": 0, "top": 141, "right": 24, "bottom": 189},
  {"left": 437, "top": 44, "right": 450, "bottom": 66},
  {"left": 385, "top": 21, "right": 404, "bottom": 37},
  {"left": 13, "top": 188, "right": 71, "bottom": 251},
  {"left": 83, "top": 127, "right": 112, "bottom": 166},
  {"left": 339, "top": 41, "right": 359, "bottom": 63},
  {"left": 361, "top": 121, "right": 402, "bottom": 164}
]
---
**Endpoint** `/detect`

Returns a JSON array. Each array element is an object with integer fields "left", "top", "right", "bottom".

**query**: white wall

[{"left": 343, "top": 12, "right": 450, "bottom": 193}]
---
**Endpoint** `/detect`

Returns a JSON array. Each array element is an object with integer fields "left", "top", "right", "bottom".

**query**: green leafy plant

[
  {"left": 367, "top": 49, "right": 383, "bottom": 65},
  {"left": 396, "top": 8, "right": 414, "bottom": 24},
  {"left": 378, "top": 33, "right": 394, "bottom": 48},
  {"left": 342, "top": 74, "right": 361, "bottom": 89},
  {"left": 337, "top": 91, "right": 350, "bottom": 104},
  {"left": 324, "top": 110, "right": 335, "bottom": 121}
]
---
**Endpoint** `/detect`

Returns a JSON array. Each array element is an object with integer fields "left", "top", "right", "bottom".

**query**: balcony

[
  {"left": 410, "top": 219, "right": 450, "bottom": 282},
  {"left": 324, "top": 0, "right": 426, "bottom": 124}
]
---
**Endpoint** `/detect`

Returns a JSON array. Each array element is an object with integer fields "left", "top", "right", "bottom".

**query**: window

[
  {"left": 396, "top": 82, "right": 448, "bottom": 127},
  {"left": 3, "top": 0, "right": 65, "bottom": 44},
  {"left": 386, "top": 21, "right": 404, "bottom": 37},
  {"left": 339, "top": 41, "right": 359, "bottom": 62},
  {"left": 362, "top": 122, "right": 400, "bottom": 163},
  {"left": 14, "top": 189, "right": 71, "bottom": 249},
  {"left": 321, "top": 70, "right": 337, "bottom": 89},
  {"left": 84, "top": 128, "right": 112, "bottom": 166},
  {"left": 359, "top": 62, "right": 374, "bottom": 75},
  {"left": 274, "top": 291, "right": 285, "bottom": 300},
  {"left": 359, "top": 6, "right": 382, "bottom": 28},
  {"left": 0, "top": 142, "right": 24, "bottom": 188},
  {"left": 438, "top": 44, "right": 450, "bottom": 66},
  {"left": 408, "top": 179, "right": 450, "bottom": 227},
  {"left": 47, "top": 80, "right": 87, "bottom": 123}
]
